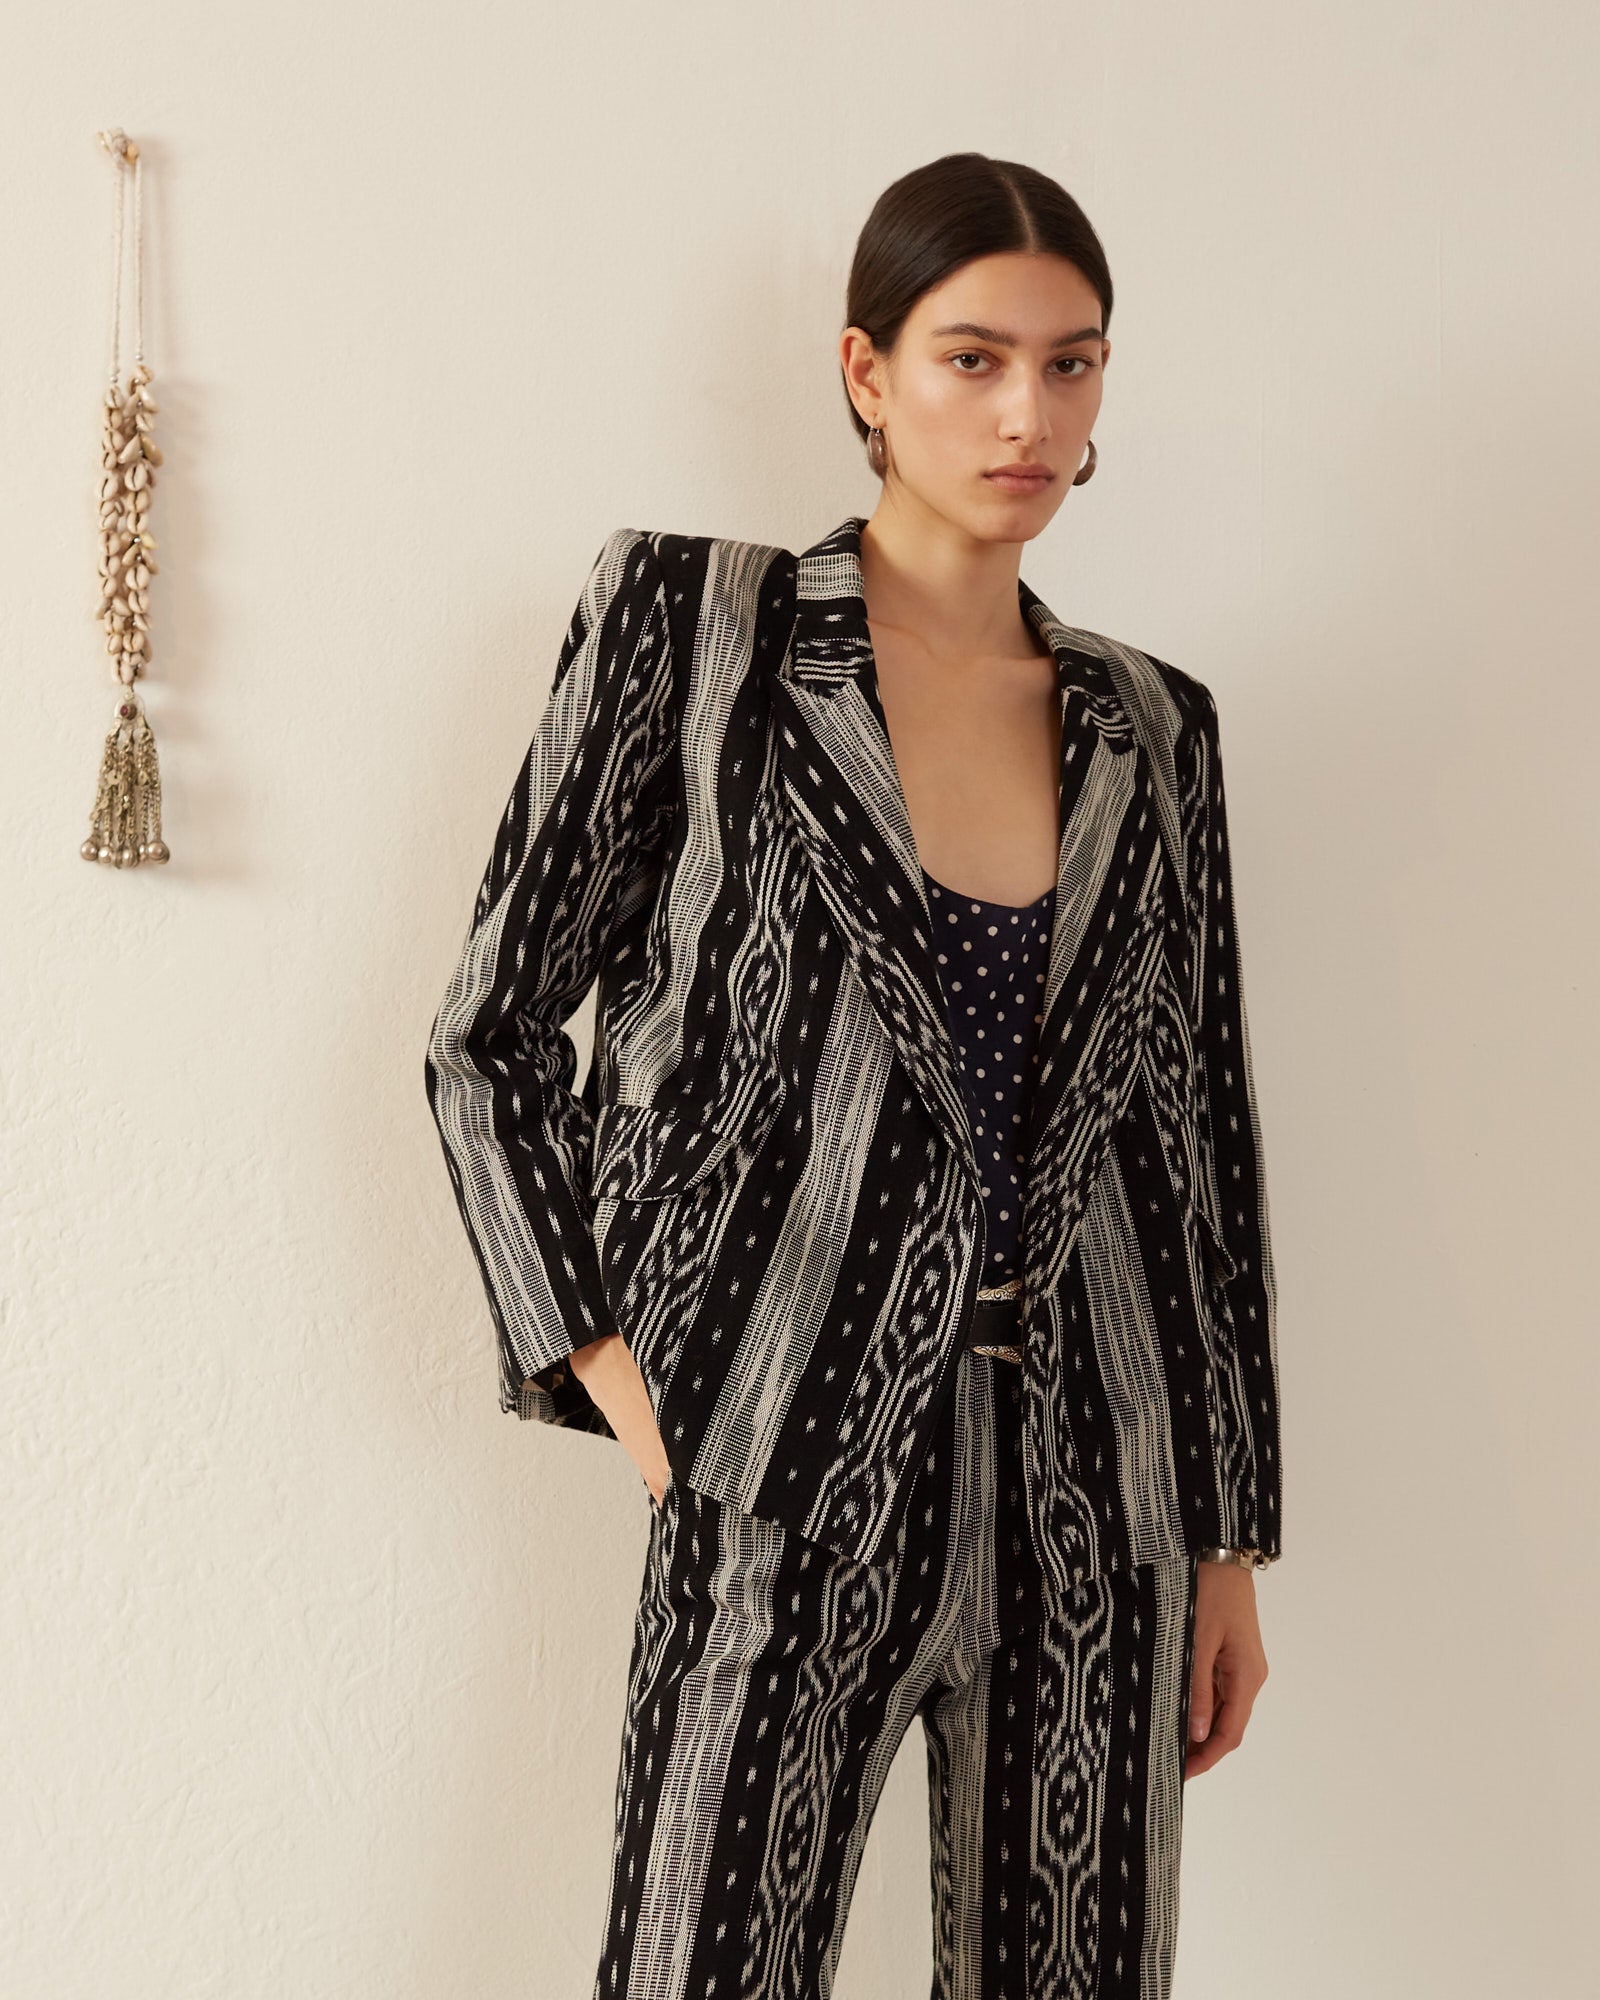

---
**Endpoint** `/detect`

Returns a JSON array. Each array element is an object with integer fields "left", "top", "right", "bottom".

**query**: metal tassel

[{"left": 81, "top": 696, "right": 169, "bottom": 868}]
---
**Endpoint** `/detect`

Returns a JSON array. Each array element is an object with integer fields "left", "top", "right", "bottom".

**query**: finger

[
  {"left": 1196, "top": 1679, "right": 1257, "bottom": 1771},
  {"left": 1184, "top": 1719, "right": 1229, "bottom": 1778},
  {"left": 1188, "top": 1635, "right": 1220, "bottom": 1745}
]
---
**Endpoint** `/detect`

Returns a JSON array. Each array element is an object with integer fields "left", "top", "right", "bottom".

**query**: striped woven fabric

[{"left": 424, "top": 514, "right": 1282, "bottom": 1588}]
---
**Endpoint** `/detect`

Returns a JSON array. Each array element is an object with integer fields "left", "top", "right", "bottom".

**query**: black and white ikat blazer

[{"left": 424, "top": 514, "right": 1283, "bottom": 1589}]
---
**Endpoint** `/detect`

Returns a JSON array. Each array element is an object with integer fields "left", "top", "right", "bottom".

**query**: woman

[{"left": 425, "top": 151, "right": 1281, "bottom": 1998}]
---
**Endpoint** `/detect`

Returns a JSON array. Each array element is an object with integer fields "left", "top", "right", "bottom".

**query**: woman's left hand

[{"left": 1183, "top": 1563, "right": 1270, "bottom": 1778}]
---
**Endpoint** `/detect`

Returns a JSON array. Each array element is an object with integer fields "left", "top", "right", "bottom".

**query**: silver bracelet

[{"left": 1196, "top": 1545, "right": 1273, "bottom": 1572}]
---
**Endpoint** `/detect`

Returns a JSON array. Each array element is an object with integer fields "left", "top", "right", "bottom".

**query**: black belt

[{"left": 967, "top": 1282, "right": 1025, "bottom": 1363}]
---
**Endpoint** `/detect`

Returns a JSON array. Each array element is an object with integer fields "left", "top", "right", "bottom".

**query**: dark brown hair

[{"left": 841, "top": 152, "right": 1114, "bottom": 446}]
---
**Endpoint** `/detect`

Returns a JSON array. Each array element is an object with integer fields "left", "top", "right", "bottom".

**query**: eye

[{"left": 948, "top": 352, "right": 1094, "bottom": 377}]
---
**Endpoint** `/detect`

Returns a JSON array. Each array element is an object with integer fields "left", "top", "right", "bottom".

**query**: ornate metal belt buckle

[{"left": 970, "top": 1275, "right": 1026, "bottom": 1362}]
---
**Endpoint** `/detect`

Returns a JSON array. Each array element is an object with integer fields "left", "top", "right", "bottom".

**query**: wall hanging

[{"left": 84, "top": 126, "right": 169, "bottom": 868}]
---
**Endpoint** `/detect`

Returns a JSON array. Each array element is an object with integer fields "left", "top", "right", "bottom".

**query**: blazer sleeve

[
  {"left": 424, "top": 527, "right": 679, "bottom": 1434},
  {"left": 1185, "top": 683, "right": 1284, "bottom": 1563}
]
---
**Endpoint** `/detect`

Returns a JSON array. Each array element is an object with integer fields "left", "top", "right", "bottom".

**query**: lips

[{"left": 984, "top": 469, "right": 1052, "bottom": 490}]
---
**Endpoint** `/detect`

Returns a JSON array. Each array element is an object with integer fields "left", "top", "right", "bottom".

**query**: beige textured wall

[{"left": 8, "top": 3, "right": 1598, "bottom": 1994}]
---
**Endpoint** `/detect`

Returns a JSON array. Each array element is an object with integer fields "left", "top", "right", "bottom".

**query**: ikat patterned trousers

[{"left": 592, "top": 1349, "right": 1201, "bottom": 1999}]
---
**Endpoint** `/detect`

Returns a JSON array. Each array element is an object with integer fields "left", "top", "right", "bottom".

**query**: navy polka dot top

[{"left": 921, "top": 866, "right": 1056, "bottom": 1285}]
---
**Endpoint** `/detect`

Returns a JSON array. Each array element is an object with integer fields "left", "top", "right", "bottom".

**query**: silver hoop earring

[
  {"left": 1072, "top": 437, "right": 1098, "bottom": 486},
  {"left": 866, "top": 425, "right": 888, "bottom": 477}
]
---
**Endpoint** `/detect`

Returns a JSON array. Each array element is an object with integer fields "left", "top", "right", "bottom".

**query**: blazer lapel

[
  {"left": 768, "top": 518, "right": 976, "bottom": 1185},
  {"left": 767, "top": 514, "right": 1185, "bottom": 1283}
]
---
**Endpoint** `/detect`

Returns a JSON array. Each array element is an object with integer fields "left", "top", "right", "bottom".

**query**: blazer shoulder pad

[
  {"left": 1144, "top": 650, "right": 1217, "bottom": 736},
  {"left": 1049, "top": 618, "right": 1211, "bottom": 734},
  {"left": 1078, "top": 628, "right": 1210, "bottom": 703},
  {"left": 642, "top": 526, "right": 791, "bottom": 573},
  {"left": 1094, "top": 633, "right": 1216, "bottom": 736}
]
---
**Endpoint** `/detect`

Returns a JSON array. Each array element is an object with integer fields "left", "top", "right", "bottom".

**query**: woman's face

[{"left": 846, "top": 250, "right": 1110, "bottom": 544}]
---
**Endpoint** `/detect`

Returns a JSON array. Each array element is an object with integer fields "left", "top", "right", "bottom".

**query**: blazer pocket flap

[
  {"left": 1193, "top": 1202, "right": 1240, "bottom": 1286},
  {"left": 591, "top": 1097, "right": 765, "bottom": 1201}
]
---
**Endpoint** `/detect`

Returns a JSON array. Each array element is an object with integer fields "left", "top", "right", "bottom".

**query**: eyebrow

[{"left": 927, "top": 320, "right": 1103, "bottom": 350}]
